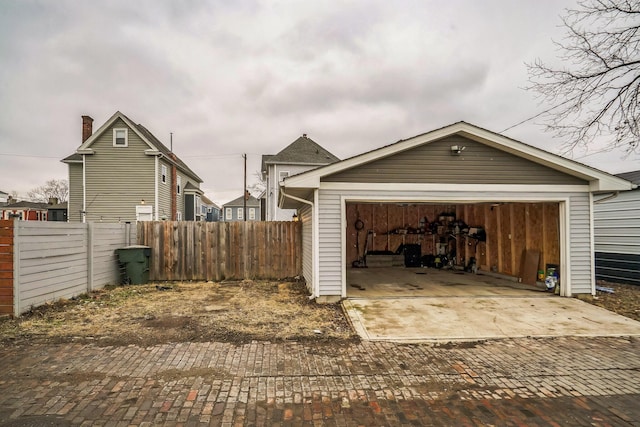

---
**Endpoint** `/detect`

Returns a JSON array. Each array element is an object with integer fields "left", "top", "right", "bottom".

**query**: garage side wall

[
  {"left": 594, "top": 189, "right": 640, "bottom": 285},
  {"left": 570, "top": 193, "right": 593, "bottom": 294},
  {"left": 300, "top": 204, "right": 314, "bottom": 293},
  {"left": 317, "top": 189, "right": 593, "bottom": 296}
]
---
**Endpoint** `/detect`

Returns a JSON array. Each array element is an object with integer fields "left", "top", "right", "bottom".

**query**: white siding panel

[
  {"left": 594, "top": 189, "right": 640, "bottom": 255},
  {"left": 317, "top": 191, "right": 342, "bottom": 296},
  {"left": 568, "top": 194, "right": 592, "bottom": 294},
  {"left": 300, "top": 205, "right": 313, "bottom": 293},
  {"left": 316, "top": 189, "right": 593, "bottom": 297}
]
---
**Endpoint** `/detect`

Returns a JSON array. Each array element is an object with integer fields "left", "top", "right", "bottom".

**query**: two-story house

[
  {"left": 223, "top": 193, "right": 261, "bottom": 222},
  {"left": 62, "top": 111, "right": 204, "bottom": 223},
  {"left": 261, "top": 134, "right": 339, "bottom": 221}
]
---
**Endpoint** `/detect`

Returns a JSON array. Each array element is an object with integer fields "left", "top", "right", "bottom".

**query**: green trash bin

[{"left": 115, "top": 245, "right": 151, "bottom": 285}]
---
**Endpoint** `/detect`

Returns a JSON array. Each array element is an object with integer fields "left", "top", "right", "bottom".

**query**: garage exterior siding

[
  {"left": 323, "top": 136, "right": 588, "bottom": 186},
  {"left": 318, "top": 191, "right": 342, "bottom": 296},
  {"left": 300, "top": 204, "right": 314, "bottom": 293},
  {"left": 594, "top": 189, "right": 640, "bottom": 285},
  {"left": 569, "top": 193, "right": 593, "bottom": 294},
  {"left": 315, "top": 188, "right": 592, "bottom": 297}
]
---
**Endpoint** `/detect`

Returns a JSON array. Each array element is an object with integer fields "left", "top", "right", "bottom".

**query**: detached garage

[{"left": 279, "top": 122, "right": 635, "bottom": 302}]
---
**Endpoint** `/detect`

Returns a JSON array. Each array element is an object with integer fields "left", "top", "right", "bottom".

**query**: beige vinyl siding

[
  {"left": 315, "top": 189, "right": 593, "bottom": 297},
  {"left": 323, "top": 136, "right": 588, "bottom": 185},
  {"left": 300, "top": 204, "right": 313, "bottom": 293},
  {"left": 158, "top": 158, "right": 172, "bottom": 220},
  {"left": 68, "top": 163, "right": 83, "bottom": 222},
  {"left": 84, "top": 118, "right": 155, "bottom": 222}
]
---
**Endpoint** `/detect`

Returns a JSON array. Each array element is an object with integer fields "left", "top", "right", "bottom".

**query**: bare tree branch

[
  {"left": 527, "top": 0, "right": 640, "bottom": 153},
  {"left": 27, "top": 179, "right": 69, "bottom": 203}
]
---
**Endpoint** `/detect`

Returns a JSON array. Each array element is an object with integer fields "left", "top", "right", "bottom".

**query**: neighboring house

[
  {"left": 62, "top": 112, "right": 204, "bottom": 223},
  {"left": 223, "top": 194, "right": 261, "bottom": 222},
  {"left": 1, "top": 201, "right": 49, "bottom": 221},
  {"left": 262, "top": 134, "right": 339, "bottom": 221},
  {"left": 47, "top": 201, "right": 68, "bottom": 222},
  {"left": 279, "top": 121, "right": 634, "bottom": 302},
  {"left": 0, "top": 190, "right": 8, "bottom": 205},
  {"left": 201, "top": 195, "right": 221, "bottom": 222},
  {"left": 594, "top": 170, "right": 640, "bottom": 285}
]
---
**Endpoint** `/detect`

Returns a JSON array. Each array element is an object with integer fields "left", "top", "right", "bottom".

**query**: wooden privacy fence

[{"left": 137, "top": 221, "right": 302, "bottom": 281}]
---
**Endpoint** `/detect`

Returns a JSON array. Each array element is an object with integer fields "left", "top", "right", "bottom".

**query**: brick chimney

[{"left": 82, "top": 115, "right": 93, "bottom": 143}]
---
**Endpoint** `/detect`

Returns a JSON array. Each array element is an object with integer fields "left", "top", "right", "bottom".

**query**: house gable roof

[
  {"left": 263, "top": 135, "right": 340, "bottom": 168},
  {"left": 282, "top": 121, "right": 635, "bottom": 193},
  {"left": 223, "top": 194, "right": 260, "bottom": 208},
  {"left": 61, "top": 111, "right": 202, "bottom": 182}
]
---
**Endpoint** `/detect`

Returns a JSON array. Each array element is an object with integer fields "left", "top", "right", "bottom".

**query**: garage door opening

[{"left": 345, "top": 202, "right": 561, "bottom": 297}]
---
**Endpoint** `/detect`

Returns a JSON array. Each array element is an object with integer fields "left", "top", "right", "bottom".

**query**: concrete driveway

[{"left": 343, "top": 268, "right": 640, "bottom": 341}]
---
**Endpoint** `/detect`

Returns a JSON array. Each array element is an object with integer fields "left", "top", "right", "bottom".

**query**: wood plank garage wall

[{"left": 346, "top": 202, "right": 560, "bottom": 277}]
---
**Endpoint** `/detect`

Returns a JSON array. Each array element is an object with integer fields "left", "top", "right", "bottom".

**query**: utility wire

[{"left": 0, "top": 153, "right": 61, "bottom": 159}]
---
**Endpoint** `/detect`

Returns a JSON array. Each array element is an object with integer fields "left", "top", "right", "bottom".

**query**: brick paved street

[{"left": 0, "top": 336, "right": 639, "bottom": 426}]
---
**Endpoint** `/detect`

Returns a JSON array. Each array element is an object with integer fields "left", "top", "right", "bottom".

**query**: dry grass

[
  {"left": 0, "top": 280, "right": 358, "bottom": 346},
  {"left": 579, "top": 281, "right": 640, "bottom": 322}
]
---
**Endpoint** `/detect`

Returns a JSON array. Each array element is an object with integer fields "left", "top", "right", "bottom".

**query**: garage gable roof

[{"left": 282, "top": 121, "right": 635, "bottom": 192}]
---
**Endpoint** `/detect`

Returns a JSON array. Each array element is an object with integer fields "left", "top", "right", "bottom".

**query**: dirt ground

[
  {"left": 579, "top": 280, "right": 640, "bottom": 322},
  {"left": 0, "top": 280, "right": 357, "bottom": 347},
  {"left": 0, "top": 279, "right": 638, "bottom": 347}
]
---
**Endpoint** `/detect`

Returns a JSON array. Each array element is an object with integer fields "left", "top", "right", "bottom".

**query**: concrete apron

[{"left": 342, "top": 269, "right": 640, "bottom": 342}]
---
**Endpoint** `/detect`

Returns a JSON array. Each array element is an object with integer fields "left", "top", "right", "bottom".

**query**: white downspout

[{"left": 280, "top": 187, "right": 317, "bottom": 298}]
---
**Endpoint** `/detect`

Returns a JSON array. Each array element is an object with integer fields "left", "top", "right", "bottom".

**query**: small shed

[{"left": 279, "top": 122, "right": 634, "bottom": 301}]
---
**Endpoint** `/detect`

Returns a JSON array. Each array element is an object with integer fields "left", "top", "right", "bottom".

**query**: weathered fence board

[{"left": 138, "top": 221, "right": 302, "bottom": 281}]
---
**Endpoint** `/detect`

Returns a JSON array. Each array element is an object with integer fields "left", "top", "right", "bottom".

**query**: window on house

[
  {"left": 161, "top": 165, "right": 167, "bottom": 184},
  {"left": 177, "top": 176, "right": 181, "bottom": 194},
  {"left": 279, "top": 171, "right": 289, "bottom": 182},
  {"left": 177, "top": 211, "right": 182, "bottom": 221},
  {"left": 113, "top": 128, "right": 128, "bottom": 147},
  {"left": 249, "top": 208, "right": 255, "bottom": 220},
  {"left": 237, "top": 208, "right": 244, "bottom": 220},
  {"left": 225, "top": 208, "right": 232, "bottom": 220}
]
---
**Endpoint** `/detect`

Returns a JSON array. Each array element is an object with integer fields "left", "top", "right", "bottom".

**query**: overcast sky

[{"left": 1, "top": 0, "right": 638, "bottom": 205}]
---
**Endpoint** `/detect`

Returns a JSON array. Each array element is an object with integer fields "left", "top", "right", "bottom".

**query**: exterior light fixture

[
  {"left": 450, "top": 145, "right": 466, "bottom": 155},
  {"left": 292, "top": 212, "right": 299, "bottom": 222}
]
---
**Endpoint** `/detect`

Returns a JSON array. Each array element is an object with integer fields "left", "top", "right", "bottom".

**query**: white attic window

[{"left": 113, "top": 128, "right": 128, "bottom": 147}]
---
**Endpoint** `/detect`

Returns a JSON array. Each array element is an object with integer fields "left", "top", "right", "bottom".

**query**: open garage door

[{"left": 346, "top": 202, "right": 561, "bottom": 291}]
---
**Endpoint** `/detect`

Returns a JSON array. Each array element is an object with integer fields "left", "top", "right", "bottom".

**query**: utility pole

[{"left": 243, "top": 153, "right": 247, "bottom": 221}]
